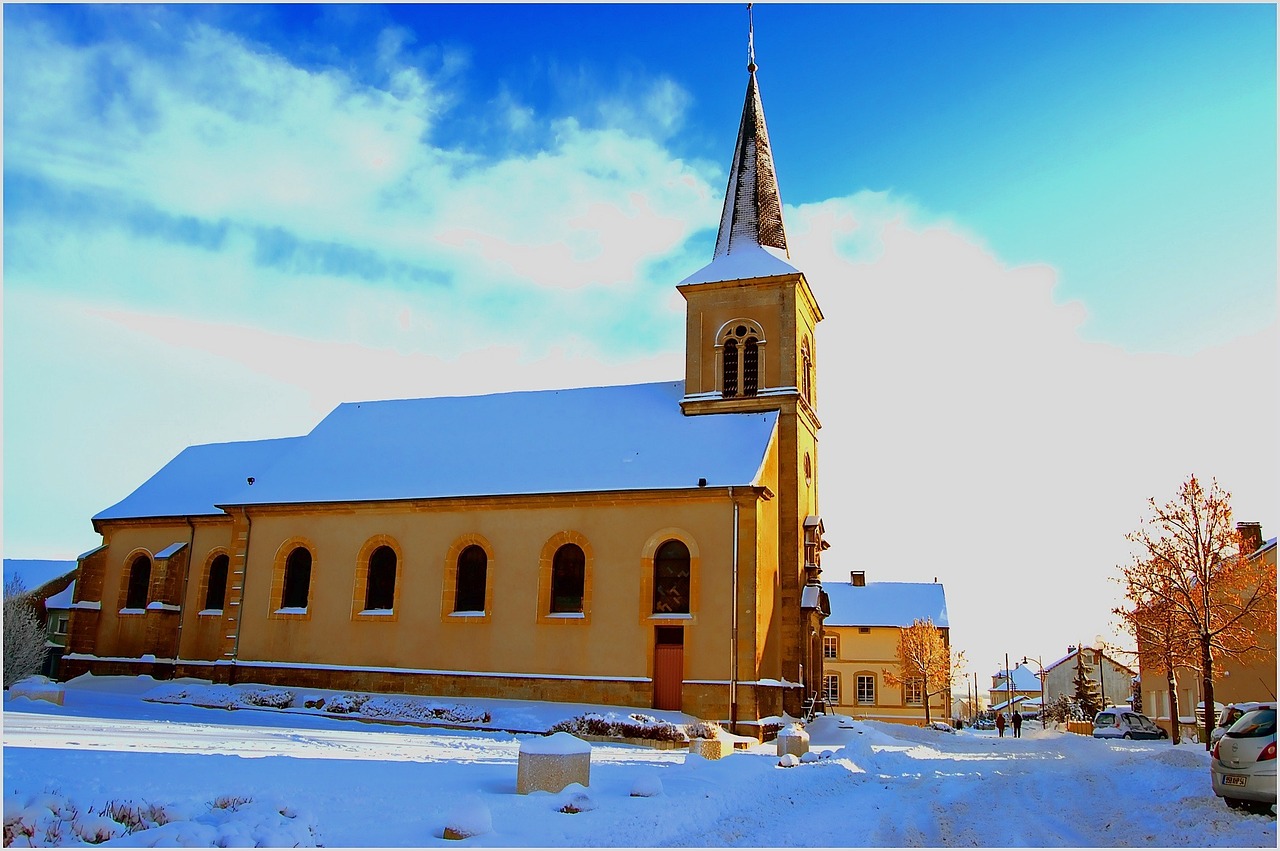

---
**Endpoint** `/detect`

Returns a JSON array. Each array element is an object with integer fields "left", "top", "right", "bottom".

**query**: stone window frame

[
  {"left": 638, "top": 528, "right": 700, "bottom": 626},
  {"left": 350, "top": 535, "right": 403, "bottom": 623},
  {"left": 536, "top": 531, "right": 593, "bottom": 626},
  {"left": 440, "top": 533, "right": 496, "bottom": 625},
  {"left": 715, "top": 319, "right": 766, "bottom": 399},
  {"left": 800, "top": 334, "right": 814, "bottom": 405},
  {"left": 856, "top": 672, "right": 877, "bottom": 706},
  {"left": 117, "top": 549, "right": 153, "bottom": 614},
  {"left": 822, "top": 634, "right": 838, "bottom": 660},
  {"left": 197, "top": 549, "right": 232, "bottom": 615},
  {"left": 269, "top": 537, "right": 316, "bottom": 621}
]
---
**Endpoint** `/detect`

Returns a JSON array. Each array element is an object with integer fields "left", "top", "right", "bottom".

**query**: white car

[
  {"left": 1210, "top": 702, "right": 1274, "bottom": 747},
  {"left": 1211, "top": 706, "right": 1277, "bottom": 814},
  {"left": 1091, "top": 707, "right": 1169, "bottom": 740}
]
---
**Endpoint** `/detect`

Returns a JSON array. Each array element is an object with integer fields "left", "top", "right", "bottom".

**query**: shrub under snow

[{"left": 550, "top": 712, "right": 693, "bottom": 742}]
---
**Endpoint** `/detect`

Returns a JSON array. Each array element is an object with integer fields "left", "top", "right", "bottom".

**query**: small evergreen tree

[
  {"left": 4, "top": 577, "right": 48, "bottom": 687},
  {"left": 1071, "top": 652, "right": 1103, "bottom": 718}
]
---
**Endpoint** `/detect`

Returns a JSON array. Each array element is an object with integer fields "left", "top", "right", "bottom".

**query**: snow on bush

[
  {"left": 3, "top": 791, "right": 318, "bottom": 847},
  {"left": 684, "top": 720, "right": 723, "bottom": 740},
  {"left": 324, "top": 693, "right": 369, "bottom": 714},
  {"left": 629, "top": 773, "right": 663, "bottom": 798},
  {"left": 441, "top": 796, "right": 492, "bottom": 840},
  {"left": 550, "top": 712, "right": 688, "bottom": 742},
  {"left": 144, "top": 684, "right": 295, "bottom": 711},
  {"left": 778, "top": 754, "right": 800, "bottom": 768},
  {"left": 361, "top": 696, "right": 491, "bottom": 724},
  {"left": 557, "top": 787, "right": 596, "bottom": 814}
]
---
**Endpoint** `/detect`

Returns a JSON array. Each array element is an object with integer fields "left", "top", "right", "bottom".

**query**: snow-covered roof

[
  {"left": 679, "top": 244, "right": 799, "bottom": 287},
  {"left": 44, "top": 582, "right": 76, "bottom": 611},
  {"left": 993, "top": 664, "right": 1042, "bottom": 692},
  {"left": 95, "top": 382, "right": 778, "bottom": 519},
  {"left": 824, "top": 581, "right": 949, "bottom": 628}
]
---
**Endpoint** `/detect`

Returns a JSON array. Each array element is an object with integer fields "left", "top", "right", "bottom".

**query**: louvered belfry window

[
  {"left": 722, "top": 339, "right": 739, "bottom": 398},
  {"left": 743, "top": 337, "right": 759, "bottom": 396}
]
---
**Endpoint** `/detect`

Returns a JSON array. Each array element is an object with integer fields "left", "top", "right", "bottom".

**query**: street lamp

[
  {"left": 1094, "top": 635, "right": 1109, "bottom": 710},
  {"left": 1022, "top": 655, "right": 1044, "bottom": 724}
]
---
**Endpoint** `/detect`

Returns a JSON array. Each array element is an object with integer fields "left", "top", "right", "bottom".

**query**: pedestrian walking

[
  {"left": 1012, "top": 710, "right": 1023, "bottom": 738},
  {"left": 995, "top": 711, "right": 1006, "bottom": 738}
]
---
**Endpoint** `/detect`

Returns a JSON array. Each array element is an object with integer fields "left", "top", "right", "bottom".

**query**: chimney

[
  {"left": 1237, "top": 521, "right": 1263, "bottom": 554},
  {"left": 851, "top": 571, "right": 866, "bottom": 587}
]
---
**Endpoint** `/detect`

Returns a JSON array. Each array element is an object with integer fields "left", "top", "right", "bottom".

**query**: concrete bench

[{"left": 517, "top": 732, "right": 591, "bottom": 794}]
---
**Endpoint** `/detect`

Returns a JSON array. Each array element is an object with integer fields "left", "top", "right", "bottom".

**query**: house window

[
  {"left": 454, "top": 545, "right": 487, "bottom": 613},
  {"left": 824, "top": 674, "right": 840, "bottom": 706},
  {"left": 858, "top": 626, "right": 871, "bottom": 634},
  {"left": 205, "top": 554, "right": 229, "bottom": 611},
  {"left": 906, "top": 678, "right": 924, "bottom": 706},
  {"left": 823, "top": 635, "right": 838, "bottom": 660},
  {"left": 550, "top": 544, "right": 586, "bottom": 613},
  {"left": 653, "top": 539, "right": 691, "bottom": 614},
  {"left": 281, "top": 547, "right": 312, "bottom": 610},
  {"left": 54, "top": 616, "right": 69, "bottom": 636},
  {"left": 125, "top": 555, "right": 151, "bottom": 609},
  {"left": 857, "top": 675, "right": 876, "bottom": 705},
  {"left": 722, "top": 339, "right": 739, "bottom": 398},
  {"left": 364, "top": 546, "right": 397, "bottom": 611}
]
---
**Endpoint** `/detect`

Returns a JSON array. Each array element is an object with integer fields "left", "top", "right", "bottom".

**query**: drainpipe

[
  {"left": 174, "top": 517, "right": 197, "bottom": 669},
  {"left": 729, "top": 486, "right": 739, "bottom": 735}
]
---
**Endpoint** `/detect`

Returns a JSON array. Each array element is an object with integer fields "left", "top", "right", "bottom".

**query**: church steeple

[{"left": 713, "top": 63, "right": 789, "bottom": 260}]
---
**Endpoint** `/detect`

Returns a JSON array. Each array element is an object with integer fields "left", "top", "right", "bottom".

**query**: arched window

[
  {"left": 454, "top": 545, "right": 487, "bottom": 613},
  {"left": 743, "top": 337, "right": 759, "bottom": 396},
  {"left": 722, "top": 339, "right": 739, "bottom": 398},
  {"left": 364, "top": 545, "right": 396, "bottom": 611},
  {"left": 125, "top": 555, "right": 151, "bottom": 609},
  {"left": 653, "top": 540, "right": 691, "bottom": 614},
  {"left": 801, "top": 337, "right": 813, "bottom": 404},
  {"left": 550, "top": 544, "right": 586, "bottom": 614},
  {"left": 281, "top": 547, "right": 312, "bottom": 610},
  {"left": 205, "top": 554, "right": 229, "bottom": 611}
]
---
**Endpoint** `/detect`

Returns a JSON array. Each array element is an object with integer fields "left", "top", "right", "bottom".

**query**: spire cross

[{"left": 747, "top": 3, "right": 757, "bottom": 72}]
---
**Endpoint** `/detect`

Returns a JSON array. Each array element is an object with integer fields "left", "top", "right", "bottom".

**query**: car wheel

[{"left": 1122, "top": 732, "right": 1132, "bottom": 740}]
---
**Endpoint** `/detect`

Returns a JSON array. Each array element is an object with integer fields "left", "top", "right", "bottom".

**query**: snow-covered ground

[{"left": 3, "top": 675, "right": 1275, "bottom": 847}]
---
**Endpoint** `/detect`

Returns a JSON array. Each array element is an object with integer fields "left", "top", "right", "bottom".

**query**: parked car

[
  {"left": 1092, "top": 707, "right": 1169, "bottom": 740},
  {"left": 1211, "top": 706, "right": 1277, "bottom": 814},
  {"left": 1210, "top": 702, "right": 1274, "bottom": 747}
]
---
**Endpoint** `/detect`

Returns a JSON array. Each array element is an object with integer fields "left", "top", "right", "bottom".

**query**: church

[{"left": 63, "top": 49, "right": 832, "bottom": 733}]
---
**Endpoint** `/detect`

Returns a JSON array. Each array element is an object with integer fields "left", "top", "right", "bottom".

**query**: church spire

[{"left": 713, "top": 7, "right": 788, "bottom": 260}]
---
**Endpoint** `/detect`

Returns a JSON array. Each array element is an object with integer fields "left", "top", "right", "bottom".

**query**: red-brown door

[{"left": 653, "top": 627, "right": 684, "bottom": 711}]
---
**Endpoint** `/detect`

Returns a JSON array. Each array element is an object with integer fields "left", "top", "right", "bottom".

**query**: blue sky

[{"left": 4, "top": 4, "right": 1276, "bottom": 673}]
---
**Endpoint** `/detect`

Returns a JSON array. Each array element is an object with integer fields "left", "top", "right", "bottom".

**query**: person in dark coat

[
  {"left": 1012, "top": 710, "right": 1023, "bottom": 738},
  {"left": 995, "top": 711, "right": 1006, "bottom": 737}
]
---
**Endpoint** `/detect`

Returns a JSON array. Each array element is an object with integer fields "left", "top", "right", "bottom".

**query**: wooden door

[{"left": 653, "top": 627, "right": 684, "bottom": 711}]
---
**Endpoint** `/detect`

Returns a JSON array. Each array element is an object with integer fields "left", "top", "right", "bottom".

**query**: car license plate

[{"left": 1222, "top": 774, "right": 1247, "bottom": 787}]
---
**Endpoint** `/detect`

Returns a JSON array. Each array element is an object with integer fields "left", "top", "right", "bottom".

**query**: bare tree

[
  {"left": 883, "top": 618, "right": 964, "bottom": 725},
  {"left": 1122, "top": 475, "right": 1277, "bottom": 748},
  {"left": 4, "top": 577, "right": 47, "bottom": 688}
]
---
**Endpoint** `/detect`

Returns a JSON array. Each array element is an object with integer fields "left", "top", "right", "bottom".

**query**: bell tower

[{"left": 677, "top": 35, "right": 828, "bottom": 714}]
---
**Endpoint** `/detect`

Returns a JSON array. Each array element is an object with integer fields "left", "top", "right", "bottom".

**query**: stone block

[
  {"left": 776, "top": 723, "right": 809, "bottom": 758},
  {"left": 689, "top": 737, "right": 726, "bottom": 760},
  {"left": 517, "top": 733, "right": 591, "bottom": 794}
]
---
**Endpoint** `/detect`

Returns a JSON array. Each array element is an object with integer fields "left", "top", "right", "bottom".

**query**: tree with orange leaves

[
  {"left": 1119, "top": 475, "right": 1277, "bottom": 748},
  {"left": 1115, "top": 576, "right": 1199, "bottom": 744},
  {"left": 883, "top": 617, "right": 964, "bottom": 726}
]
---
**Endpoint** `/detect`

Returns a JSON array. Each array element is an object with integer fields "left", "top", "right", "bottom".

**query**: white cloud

[{"left": 789, "top": 193, "right": 1278, "bottom": 671}]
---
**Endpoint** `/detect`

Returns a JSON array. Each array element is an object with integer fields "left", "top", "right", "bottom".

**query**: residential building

[
  {"left": 63, "top": 49, "right": 833, "bottom": 732},
  {"left": 1137, "top": 522, "right": 1277, "bottom": 737},
  {"left": 988, "top": 662, "right": 1045, "bottom": 717},
  {"left": 822, "top": 571, "right": 951, "bottom": 724},
  {"left": 1040, "top": 648, "right": 1136, "bottom": 714}
]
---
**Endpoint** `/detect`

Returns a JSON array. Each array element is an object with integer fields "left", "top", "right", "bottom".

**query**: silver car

[{"left": 1211, "top": 706, "right": 1276, "bottom": 814}]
